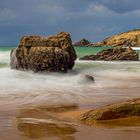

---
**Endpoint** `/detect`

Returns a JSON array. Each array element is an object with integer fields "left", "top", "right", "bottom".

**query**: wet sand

[{"left": 0, "top": 103, "right": 140, "bottom": 140}]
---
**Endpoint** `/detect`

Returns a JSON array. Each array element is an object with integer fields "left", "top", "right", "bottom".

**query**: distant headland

[{"left": 73, "top": 29, "right": 140, "bottom": 47}]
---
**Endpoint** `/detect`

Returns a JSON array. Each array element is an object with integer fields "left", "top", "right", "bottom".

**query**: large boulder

[
  {"left": 10, "top": 32, "right": 77, "bottom": 72},
  {"left": 80, "top": 98, "right": 140, "bottom": 121},
  {"left": 80, "top": 46, "right": 139, "bottom": 61},
  {"left": 94, "top": 29, "right": 140, "bottom": 47}
]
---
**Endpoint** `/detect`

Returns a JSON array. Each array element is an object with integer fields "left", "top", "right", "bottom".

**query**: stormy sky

[{"left": 0, "top": 0, "right": 140, "bottom": 45}]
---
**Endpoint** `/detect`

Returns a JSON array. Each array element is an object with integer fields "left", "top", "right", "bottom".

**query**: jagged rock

[
  {"left": 10, "top": 32, "right": 77, "bottom": 72},
  {"left": 73, "top": 38, "right": 91, "bottom": 47},
  {"left": 80, "top": 46, "right": 139, "bottom": 61},
  {"left": 94, "top": 29, "right": 140, "bottom": 47},
  {"left": 80, "top": 98, "right": 140, "bottom": 121}
]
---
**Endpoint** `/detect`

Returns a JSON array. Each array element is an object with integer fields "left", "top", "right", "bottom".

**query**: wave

[
  {"left": 0, "top": 49, "right": 140, "bottom": 111},
  {"left": 0, "top": 50, "right": 10, "bottom": 67},
  {"left": 0, "top": 62, "right": 140, "bottom": 110},
  {"left": 131, "top": 47, "right": 140, "bottom": 50}
]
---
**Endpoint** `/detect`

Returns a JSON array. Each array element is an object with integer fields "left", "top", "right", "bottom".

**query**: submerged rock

[
  {"left": 94, "top": 29, "right": 140, "bottom": 47},
  {"left": 17, "top": 118, "right": 77, "bottom": 139},
  {"left": 84, "top": 74, "right": 95, "bottom": 82},
  {"left": 80, "top": 46, "right": 139, "bottom": 61},
  {"left": 80, "top": 98, "right": 140, "bottom": 121},
  {"left": 10, "top": 32, "right": 77, "bottom": 72},
  {"left": 78, "top": 74, "right": 95, "bottom": 85}
]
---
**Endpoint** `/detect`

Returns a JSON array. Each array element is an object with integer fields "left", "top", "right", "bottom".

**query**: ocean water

[
  {"left": 0, "top": 46, "right": 140, "bottom": 109},
  {"left": 74, "top": 46, "right": 113, "bottom": 57},
  {"left": 0, "top": 46, "right": 140, "bottom": 140}
]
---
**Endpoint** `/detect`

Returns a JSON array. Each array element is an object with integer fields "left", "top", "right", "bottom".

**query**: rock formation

[
  {"left": 80, "top": 46, "right": 139, "bottom": 61},
  {"left": 10, "top": 32, "right": 77, "bottom": 72},
  {"left": 94, "top": 29, "right": 140, "bottom": 47},
  {"left": 80, "top": 98, "right": 140, "bottom": 121},
  {"left": 73, "top": 38, "right": 92, "bottom": 47}
]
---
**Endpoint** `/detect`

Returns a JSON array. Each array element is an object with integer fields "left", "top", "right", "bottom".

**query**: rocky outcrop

[
  {"left": 80, "top": 98, "right": 140, "bottom": 121},
  {"left": 10, "top": 32, "right": 77, "bottom": 72},
  {"left": 94, "top": 29, "right": 140, "bottom": 47},
  {"left": 80, "top": 46, "right": 139, "bottom": 61},
  {"left": 73, "top": 38, "right": 92, "bottom": 47}
]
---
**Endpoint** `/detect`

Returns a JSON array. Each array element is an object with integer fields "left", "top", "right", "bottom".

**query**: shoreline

[
  {"left": 0, "top": 98, "right": 140, "bottom": 140},
  {"left": 1, "top": 46, "right": 140, "bottom": 139}
]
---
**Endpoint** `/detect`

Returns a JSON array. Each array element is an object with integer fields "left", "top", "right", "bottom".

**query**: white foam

[
  {"left": 132, "top": 47, "right": 140, "bottom": 50},
  {"left": 0, "top": 50, "right": 10, "bottom": 64},
  {"left": 0, "top": 50, "right": 140, "bottom": 110}
]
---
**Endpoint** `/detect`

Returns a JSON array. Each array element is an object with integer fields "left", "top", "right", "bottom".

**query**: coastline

[{"left": 0, "top": 47, "right": 140, "bottom": 139}]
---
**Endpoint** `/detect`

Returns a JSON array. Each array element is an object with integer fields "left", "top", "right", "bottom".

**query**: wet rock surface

[
  {"left": 80, "top": 98, "right": 140, "bottom": 121},
  {"left": 80, "top": 46, "right": 139, "bottom": 61},
  {"left": 10, "top": 32, "right": 77, "bottom": 72}
]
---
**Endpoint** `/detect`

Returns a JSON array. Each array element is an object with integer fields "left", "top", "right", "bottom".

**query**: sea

[{"left": 0, "top": 46, "right": 140, "bottom": 140}]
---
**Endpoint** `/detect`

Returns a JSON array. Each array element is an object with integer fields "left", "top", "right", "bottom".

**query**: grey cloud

[
  {"left": 88, "top": 0, "right": 140, "bottom": 13},
  {"left": 0, "top": 0, "right": 139, "bottom": 45}
]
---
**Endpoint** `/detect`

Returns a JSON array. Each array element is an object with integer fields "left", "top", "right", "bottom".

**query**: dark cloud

[
  {"left": 0, "top": 0, "right": 140, "bottom": 45},
  {"left": 89, "top": 0, "right": 140, "bottom": 13}
]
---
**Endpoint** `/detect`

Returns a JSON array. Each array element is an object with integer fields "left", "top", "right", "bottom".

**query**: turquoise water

[
  {"left": 0, "top": 46, "right": 114, "bottom": 68},
  {"left": 0, "top": 46, "right": 140, "bottom": 69},
  {"left": 74, "top": 46, "right": 140, "bottom": 58},
  {"left": 0, "top": 46, "right": 111, "bottom": 57},
  {"left": 0, "top": 46, "right": 140, "bottom": 58},
  {"left": 75, "top": 46, "right": 113, "bottom": 58},
  {"left": 0, "top": 46, "right": 15, "bottom": 51}
]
